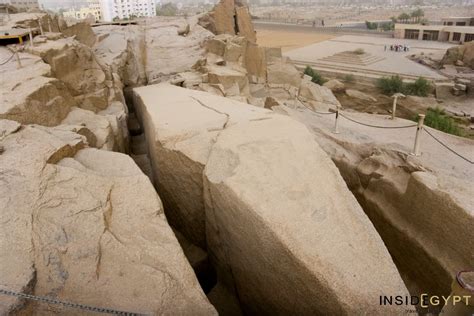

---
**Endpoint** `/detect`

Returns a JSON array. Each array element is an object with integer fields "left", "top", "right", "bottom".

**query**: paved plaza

[{"left": 285, "top": 35, "right": 456, "bottom": 80}]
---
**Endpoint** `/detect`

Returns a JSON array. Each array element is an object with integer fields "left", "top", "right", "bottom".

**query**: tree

[
  {"left": 410, "top": 8, "right": 424, "bottom": 23},
  {"left": 365, "top": 21, "right": 378, "bottom": 30},
  {"left": 398, "top": 12, "right": 410, "bottom": 24}
]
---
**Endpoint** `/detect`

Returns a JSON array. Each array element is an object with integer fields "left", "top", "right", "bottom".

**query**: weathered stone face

[
  {"left": 198, "top": 0, "right": 257, "bottom": 43},
  {"left": 0, "top": 120, "right": 216, "bottom": 315},
  {"left": 133, "top": 84, "right": 410, "bottom": 315}
]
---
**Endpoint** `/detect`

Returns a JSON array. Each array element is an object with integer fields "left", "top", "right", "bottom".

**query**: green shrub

[
  {"left": 343, "top": 74, "right": 355, "bottom": 83},
  {"left": 377, "top": 75, "right": 431, "bottom": 97},
  {"left": 353, "top": 48, "right": 365, "bottom": 55},
  {"left": 377, "top": 75, "right": 404, "bottom": 94},
  {"left": 365, "top": 21, "right": 378, "bottom": 30},
  {"left": 304, "top": 66, "right": 327, "bottom": 85},
  {"left": 405, "top": 77, "right": 431, "bottom": 97},
  {"left": 415, "top": 107, "right": 463, "bottom": 136}
]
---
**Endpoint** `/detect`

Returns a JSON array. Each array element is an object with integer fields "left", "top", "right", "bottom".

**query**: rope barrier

[
  {"left": 339, "top": 112, "right": 418, "bottom": 129},
  {"left": 0, "top": 289, "right": 145, "bottom": 315},
  {"left": 424, "top": 128, "right": 473, "bottom": 164},
  {"left": 312, "top": 110, "right": 335, "bottom": 115},
  {"left": 304, "top": 106, "right": 470, "bottom": 163},
  {"left": 0, "top": 52, "right": 15, "bottom": 66}
]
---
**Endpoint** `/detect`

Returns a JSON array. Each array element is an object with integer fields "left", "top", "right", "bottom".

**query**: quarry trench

[{"left": 123, "top": 86, "right": 226, "bottom": 310}]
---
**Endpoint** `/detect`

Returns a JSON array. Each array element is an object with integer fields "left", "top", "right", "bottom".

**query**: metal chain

[
  {"left": 0, "top": 52, "right": 15, "bottom": 66},
  {"left": 339, "top": 112, "right": 417, "bottom": 129},
  {"left": 424, "top": 128, "right": 473, "bottom": 164},
  {"left": 0, "top": 289, "right": 145, "bottom": 315}
]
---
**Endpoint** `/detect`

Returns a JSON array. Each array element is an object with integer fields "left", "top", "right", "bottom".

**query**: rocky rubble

[
  {"left": 171, "top": 33, "right": 340, "bottom": 112},
  {"left": 442, "top": 41, "right": 474, "bottom": 70}
]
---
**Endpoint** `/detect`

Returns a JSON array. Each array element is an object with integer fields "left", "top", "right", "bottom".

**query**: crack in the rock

[{"left": 190, "top": 96, "right": 230, "bottom": 130}]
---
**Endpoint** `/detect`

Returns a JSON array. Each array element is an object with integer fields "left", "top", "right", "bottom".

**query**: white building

[
  {"left": 0, "top": 0, "right": 40, "bottom": 11},
  {"left": 99, "top": 0, "right": 156, "bottom": 22},
  {"left": 63, "top": 0, "right": 102, "bottom": 22}
]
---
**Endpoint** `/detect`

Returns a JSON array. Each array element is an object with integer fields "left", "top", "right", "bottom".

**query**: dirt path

[{"left": 255, "top": 24, "right": 335, "bottom": 52}]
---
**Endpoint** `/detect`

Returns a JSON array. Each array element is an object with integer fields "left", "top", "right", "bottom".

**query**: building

[
  {"left": 441, "top": 17, "right": 474, "bottom": 27},
  {"left": 99, "top": 0, "right": 156, "bottom": 22},
  {"left": 0, "top": 0, "right": 40, "bottom": 11},
  {"left": 394, "top": 17, "right": 474, "bottom": 44},
  {"left": 62, "top": 0, "right": 102, "bottom": 22}
]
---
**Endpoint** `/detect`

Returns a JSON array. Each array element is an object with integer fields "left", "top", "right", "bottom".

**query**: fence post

[
  {"left": 15, "top": 51, "right": 22, "bottom": 69},
  {"left": 392, "top": 96, "right": 397, "bottom": 120},
  {"left": 38, "top": 19, "right": 44, "bottom": 35},
  {"left": 412, "top": 114, "right": 425, "bottom": 156},
  {"left": 29, "top": 28, "right": 34, "bottom": 47},
  {"left": 333, "top": 108, "right": 340, "bottom": 134},
  {"left": 391, "top": 93, "right": 405, "bottom": 120}
]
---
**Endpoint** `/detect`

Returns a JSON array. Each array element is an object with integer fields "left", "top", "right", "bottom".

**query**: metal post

[
  {"left": 333, "top": 109, "right": 340, "bottom": 134},
  {"left": 38, "top": 19, "right": 44, "bottom": 35},
  {"left": 15, "top": 51, "right": 22, "bottom": 69},
  {"left": 412, "top": 114, "right": 425, "bottom": 156},
  {"left": 391, "top": 96, "right": 397, "bottom": 120},
  {"left": 29, "top": 28, "right": 34, "bottom": 47}
]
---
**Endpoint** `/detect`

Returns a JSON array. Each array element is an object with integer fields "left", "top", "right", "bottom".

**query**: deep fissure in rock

[{"left": 123, "top": 86, "right": 219, "bottom": 298}]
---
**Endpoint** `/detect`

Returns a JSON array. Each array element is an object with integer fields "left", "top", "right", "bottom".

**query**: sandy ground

[
  {"left": 285, "top": 35, "right": 453, "bottom": 80},
  {"left": 255, "top": 24, "right": 335, "bottom": 52}
]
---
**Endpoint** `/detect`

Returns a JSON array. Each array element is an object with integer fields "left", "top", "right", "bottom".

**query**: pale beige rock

[
  {"left": 133, "top": 84, "right": 273, "bottom": 247},
  {"left": 235, "top": 6, "right": 256, "bottom": 43},
  {"left": 204, "top": 115, "right": 409, "bottom": 315},
  {"left": 346, "top": 89, "right": 377, "bottom": 102},
  {"left": 0, "top": 121, "right": 216, "bottom": 315},
  {"left": 299, "top": 80, "right": 341, "bottom": 110},
  {"left": 435, "top": 82, "right": 455, "bottom": 100},
  {"left": 267, "top": 60, "right": 301, "bottom": 87},
  {"left": 93, "top": 25, "right": 147, "bottom": 87},
  {"left": 133, "top": 84, "right": 409, "bottom": 315},
  {"left": 282, "top": 107, "right": 474, "bottom": 307},
  {"left": 61, "top": 22, "right": 97, "bottom": 47},
  {"left": 207, "top": 65, "right": 250, "bottom": 96},
  {"left": 323, "top": 79, "right": 345, "bottom": 93},
  {"left": 244, "top": 42, "right": 267, "bottom": 80},
  {"left": 145, "top": 17, "right": 213, "bottom": 84},
  {"left": 26, "top": 37, "right": 110, "bottom": 112},
  {"left": 98, "top": 101, "right": 130, "bottom": 153},
  {"left": 0, "top": 51, "right": 76, "bottom": 126},
  {"left": 62, "top": 107, "right": 115, "bottom": 150},
  {"left": 199, "top": 0, "right": 256, "bottom": 43}
]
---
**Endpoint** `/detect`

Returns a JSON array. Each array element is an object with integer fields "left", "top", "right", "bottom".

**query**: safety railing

[{"left": 311, "top": 107, "right": 472, "bottom": 164}]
